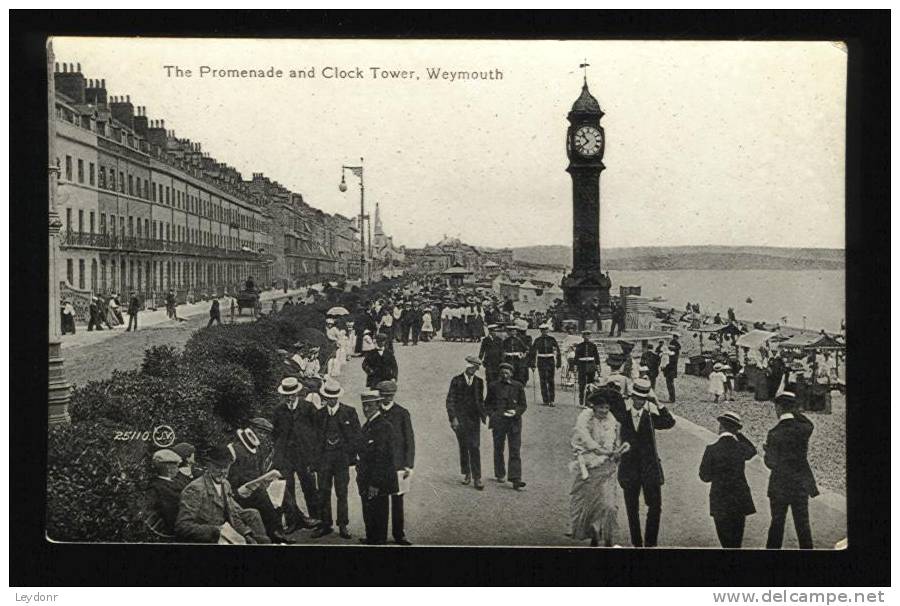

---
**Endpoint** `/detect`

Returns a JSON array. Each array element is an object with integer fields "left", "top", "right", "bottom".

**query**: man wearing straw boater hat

[
  {"left": 272, "top": 377, "right": 321, "bottom": 534},
  {"left": 446, "top": 355, "right": 488, "bottom": 490},
  {"left": 356, "top": 390, "right": 400, "bottom": 545},
  {"left": 763, "top": 391, "right": 818, "bottom": 549},
  {"left": 616, "top": 377, "right": 675, "bottom": 548},
  {"left": 311, "top": 378, "right": 361, "bottom": 540},
  {"left": 529, "top": 323, "right": 561, "bottom": 407},
  {"left": 699, "top": 411, "right": 757, "bottom": 548}
]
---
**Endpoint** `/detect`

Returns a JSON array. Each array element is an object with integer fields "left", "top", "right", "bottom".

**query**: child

[
  {"left": 708, "top": 363, "right": 727, "bottom": 403},
  {"left": 723, "top": 360, "right": 736, "bottom": 402}
]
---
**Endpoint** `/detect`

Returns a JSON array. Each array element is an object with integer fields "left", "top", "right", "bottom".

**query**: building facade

[{"left": 54, "top": 61, "right": 375, "bottom": 316}]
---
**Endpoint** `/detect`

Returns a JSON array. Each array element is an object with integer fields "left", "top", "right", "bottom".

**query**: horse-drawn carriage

[{"left": 236, "top": 289, "right": 262, "bottom": 317}]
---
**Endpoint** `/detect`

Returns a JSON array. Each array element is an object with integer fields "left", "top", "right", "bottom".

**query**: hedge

[{"left": 46, "top": 280, "right": 396, "bottom": 542}]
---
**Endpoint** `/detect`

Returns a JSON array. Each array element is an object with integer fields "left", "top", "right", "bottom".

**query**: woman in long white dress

[{"left": 569, "top": 388, "right": 629, "bottom": 547}]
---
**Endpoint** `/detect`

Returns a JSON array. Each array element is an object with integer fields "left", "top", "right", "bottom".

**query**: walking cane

[{"left": 531, "top": 367, "right": 536, "bottom": 404}]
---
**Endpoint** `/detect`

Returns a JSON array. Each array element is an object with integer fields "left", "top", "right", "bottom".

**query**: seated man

[
  {"left": 148, "top": 448, "right": 184, "bottom": 536},
  {"left": 175, "top": 445, "right": 271, "bottom": 544}
]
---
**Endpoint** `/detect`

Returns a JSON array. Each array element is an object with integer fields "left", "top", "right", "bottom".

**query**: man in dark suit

[
  {"left": 662, "top": 347, "right": 679, "bottom": 403},
  {"left": 502, "top": 326, "right": 531, "bottom": 387},
  {"left": 574, "top": 330, "right": 601, "bottom": 407},
  {"left": 87, "top": 296, "right": 105, "bottom": 331},
  {"left": 175, "top": 446, "right": 270, "bottom": 544},
  {"left": 356, "top": 390, "right": 402, "bottom": 545},
  {"left": 362, "top": 333, "right": 399, "bottom": 388},
  {"left": 764, "top": 392, "right": 818, "bottom": 549},
  {"left": 529, "top": 323, "right": 561, "bottom": 406},
  {"left": 479, "top": 324, "right": 505, "bottom": 385},
  {"left": 126, "top": 291, "right": 140, "bottom": 331},
  {"left": 485, "top": 362, "right": 528, "bottom": 490},
  {"left": 699, "top": 411, "right": 757, "bottom": 548},
  {"left": 615, "top": 378, "right": 676, "bottom": 547},
  {"left": 446, "top": 356, "right": 488, "bottom": 490},
  {"left": 311, "top": 378, "right": 361, "bottom": 540},
  {"left": 376, "top": 379, "right": 415, "bottom": 546},
  {"left": 641, "top": 341, "right": 663, "bottom": 390},
  {"left": 272, "top": 377, "right": 320, "bottom": 532}
]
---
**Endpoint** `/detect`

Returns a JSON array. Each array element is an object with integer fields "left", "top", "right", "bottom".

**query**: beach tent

[
  {"left": 777, "top": 333, "right": 844, "bottom": 351},
  {"left": 736, "top": 329, "right": 778, "bottom": 350}
]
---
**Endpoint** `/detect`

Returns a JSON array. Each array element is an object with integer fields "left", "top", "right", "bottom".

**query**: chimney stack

[
  {"left": 85, "top": 77, "right": 108, "bottom": 106},
  {"left": 109, "top": 95, "right": 135, "bottom": 130},
  {"left": 145, "top": 118, "right": 168, "bottom": 148},
  {"left": 54, "top": 60, "right": 86, "bottom": 103},
  {"left": 133, "top": 105, "right": 149, "bottom": 137}
]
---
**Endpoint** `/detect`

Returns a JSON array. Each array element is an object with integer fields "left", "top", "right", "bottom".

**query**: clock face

[{"left": 573, "top": 125, "right": 603, "bottom": 157}]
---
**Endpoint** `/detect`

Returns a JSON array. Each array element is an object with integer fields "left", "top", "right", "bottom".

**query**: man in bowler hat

[
  {"left": 376, "top": 379, "right": 415, "bottom": 545},
  {"left": 356, "top": 390, "right": 401, "bottom": 545},
  {"left": 764, "top": 392, "right": 818, "bottom": 549},
  {"left": 699, "top": 411, "right": 757, "bottom": 548}
]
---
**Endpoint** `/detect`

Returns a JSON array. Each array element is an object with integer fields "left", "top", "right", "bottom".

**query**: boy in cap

[
  {"left": 356, "top": 390, "right": 401, "bottom": 545},
  {"left": 148, "top": 449, "right": 183, "bottom": 535},
  {"left": 376, "top": 379, "right": 415, "bottom": 545},
  {"left": 529, "top": 323, "right": 561, "bottom": 406},
  {"left": 485, "top": 362, "right": 528, "bottom": 490},
  {"left": 699, "top": 412, "right": 757, "bottom": 548},
  {"left": 446, "top": 356, "right": 488, "bottom": 490},
  {"left": 763, "top": 392, "right": 818, "bottom": 549}
]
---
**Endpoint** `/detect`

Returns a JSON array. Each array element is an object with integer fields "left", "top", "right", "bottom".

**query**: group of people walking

[{"left": 61, "top": 291, "right": 141, "bottom": 334}]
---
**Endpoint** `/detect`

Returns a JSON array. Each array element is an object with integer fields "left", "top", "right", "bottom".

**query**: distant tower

[
  {"left": 562, "top": 70, "right": 612, "bottom": 314},
  {"left": 373, "top": 201, "right": 384, "bottom": 237}
]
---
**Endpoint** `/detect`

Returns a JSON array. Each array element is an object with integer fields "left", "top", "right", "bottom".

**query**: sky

[{"left": 53, "top": 38, "right": 847, "bottom": 250}]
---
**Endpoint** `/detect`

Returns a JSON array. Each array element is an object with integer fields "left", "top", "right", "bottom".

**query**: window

[
  {"left": 110, "top": 170, "right": 116, "bottom": 191},
  {"left": 110, "top": 214, "right": 117, "bottom": 236},
  {"left": 89, "top": 212, "right": 95, "bottom": 235},
  {"left": 128, "top": 175, "right": 134, "bottom": 196},
  {"left": 151, "top": 182, "right": 157, "bottom": 201},
  {"left": 128, "top": 216, "right": 134, "bottom": 237},
  {"left": 65, "top": 156, "right": 72, "bottom": 181},
  {"left": 144, "top": 219, "right": 149, "bottom": 239},
  {"left": 100, "top": 259, "right": 107, "bottom": 291},
  {"left": 66, "top": 208, "right": 72, "bottom": 233},
  {"left": 135, "top": 179, "right": 141, "bottom": 198},
  {"left": 78, "top": 259, "right": 85, "bottom": 289},
  {"left": 144, "top": 179, "right": 149, "bottom": 199},
  {"left": 152, "top": 222, "right": 157, "bottom": 239},
  {"left": 119, "top": 171, "right": 125, "bottom": 193},
  {"left": 78, "top": 210, "right": 84, "bottom": 233},
  {"left": 100, "top": 214, "right": 106, "bottom": 235},
  {"left": 166, "top": 187, "right": 170, "bottom": 204},
  {"left": 66, "top": 259, "right": 73, "bottom": 285},
  {"left": 119, "top": 217, "right": 125, "bottom": 236},
  {"left": 91, "top": 259, "right": 97, "bottom": 291},
  {"left": 136, "top": 218, "right": 141, "bottom": 238},
  {"left": 166, "top": 224, "right": 170, "bottom": 241},
  {"left": 77, "top": 159, "right": 84, "bottom": 183},
  {"left": 99, "top": 166, "right": 106, "bottom": 188},
  {"left": 89, "top": 163, "right": 95, "bottom": 186}
]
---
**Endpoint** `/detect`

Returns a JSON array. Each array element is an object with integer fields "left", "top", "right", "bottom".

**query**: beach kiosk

[
  {"left": 442, "top": 264, "right": 473, "bottom": 288},
  {"left": 777, "top": 332, "right": 845, "bottom": 413}
]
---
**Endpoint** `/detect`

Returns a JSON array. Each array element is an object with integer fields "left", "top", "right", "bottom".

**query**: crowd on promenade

[{"left": 141, "top": 276, "right": 826, "bottom": 549}]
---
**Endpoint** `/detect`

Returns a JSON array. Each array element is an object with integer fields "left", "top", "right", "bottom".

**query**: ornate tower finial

[{"left": 579, "top": 60, "right": 590, "bottom": 85}]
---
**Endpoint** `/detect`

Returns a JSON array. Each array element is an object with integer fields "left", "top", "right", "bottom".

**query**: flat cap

[
  {"left": 152, "top": 449, "right": 181, "bottom": 465},
  {"left": 375, "top": 379, "right": 398, "bottom": 395}
]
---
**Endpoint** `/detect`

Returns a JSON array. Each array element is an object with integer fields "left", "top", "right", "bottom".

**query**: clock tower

[{"left": 562, "top": 77, "right": 612, "bottom": 316}]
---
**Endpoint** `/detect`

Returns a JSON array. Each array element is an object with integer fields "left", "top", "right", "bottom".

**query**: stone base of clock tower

[{"left": 561, "top": 269, "right": 612, "bottom": 328}]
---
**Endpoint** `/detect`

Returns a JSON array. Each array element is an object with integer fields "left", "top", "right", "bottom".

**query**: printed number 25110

[{"left": 113, "top": 430, "right": 151, "bottom": 441}]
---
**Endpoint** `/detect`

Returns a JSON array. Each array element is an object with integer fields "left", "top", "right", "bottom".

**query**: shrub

[
  {"left": 141, "top": 344, "right": 182, "bottom": 379},
  {"left": 183, "top": 325, "right": 281, "bottom": 396}
]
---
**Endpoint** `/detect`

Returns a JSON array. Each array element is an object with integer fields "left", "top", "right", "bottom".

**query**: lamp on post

[{"left": 339, "top": 158, "right": 366, "bottom": 284}]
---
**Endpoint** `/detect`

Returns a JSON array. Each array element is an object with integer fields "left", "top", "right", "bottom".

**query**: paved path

[{"left": 294, "top": 336, "right": 847, "bottom": 549}]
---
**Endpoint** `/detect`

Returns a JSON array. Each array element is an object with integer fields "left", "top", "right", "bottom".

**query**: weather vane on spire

[{"left": 579, "top": 59, "right": 590, "bottom": 84}]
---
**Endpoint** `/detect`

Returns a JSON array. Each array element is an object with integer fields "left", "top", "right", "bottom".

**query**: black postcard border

[{"left": 10, "top": 10, "right": 889, "bottom": 588}]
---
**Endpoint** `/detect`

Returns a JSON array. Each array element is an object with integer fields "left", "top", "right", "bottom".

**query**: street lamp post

[
  {"left": 339, "top": 158, "right": 367, "bottom": 283},
  {"left": 47, "top": 41, "right": 71, "bottom": 424}
]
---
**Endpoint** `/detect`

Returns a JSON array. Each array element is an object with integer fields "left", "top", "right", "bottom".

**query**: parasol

[{"left": 327, "top": 306, "right": 350, "bottom": 316}]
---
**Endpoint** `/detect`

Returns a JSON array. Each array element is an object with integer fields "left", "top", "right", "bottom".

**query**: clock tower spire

[{"left": 562, "top": 74, "right": 612, "bottom": 317}]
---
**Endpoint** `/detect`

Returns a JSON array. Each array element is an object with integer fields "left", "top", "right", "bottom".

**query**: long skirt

[{"left": 569, "top": 459, "right": 619, "bottom": 544}]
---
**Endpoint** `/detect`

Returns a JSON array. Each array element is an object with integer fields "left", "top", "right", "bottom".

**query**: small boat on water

[
  {"left": 746, "top": 297, "right": 753, "bottom": 304},
  {"left": 650, "top": 296, "right": 668, "bottom": 303}
]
